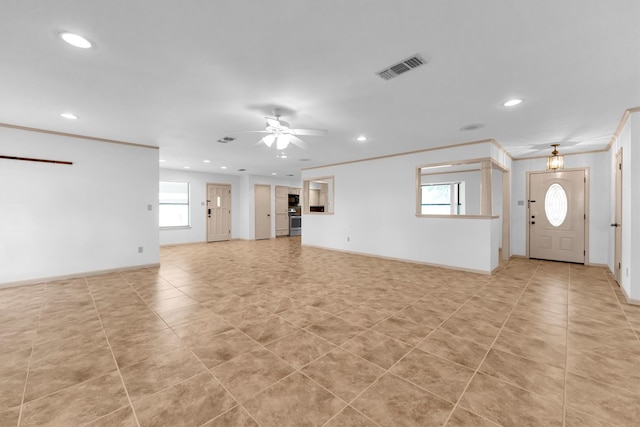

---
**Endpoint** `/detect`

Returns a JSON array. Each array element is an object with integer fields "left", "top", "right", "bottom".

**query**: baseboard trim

[
  {"left": 587, "top": 262, "right": 609, "bottom": 268},
  {"left": 620, "top": 285, "right": 640, "bottom": 306},
  {"left": 160, "top": 238, "right": 252, "bottom": 249},
  {"left": 301, "top": 244, "right": 492, "bottom": 275},
  {"left": 0, "top": 263, "right": 161, "bottom": 289},
  {"left": 161, "top": 241, "right": 207, "bottom": 248}
]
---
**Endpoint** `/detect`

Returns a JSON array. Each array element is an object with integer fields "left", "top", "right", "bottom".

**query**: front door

[
  {"left": 254, "top": 184, "right": 271, "bottom": 240},
  {"left": 207, "top": 184, "right": 231, "bottom": 242},
  {"left": 529, "top": 170, "right": 585, "bottom": 263}
]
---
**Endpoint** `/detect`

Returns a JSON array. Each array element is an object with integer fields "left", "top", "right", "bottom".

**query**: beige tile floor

[{"left": 2, "top": 237, "right": 640, "bottom": 426}]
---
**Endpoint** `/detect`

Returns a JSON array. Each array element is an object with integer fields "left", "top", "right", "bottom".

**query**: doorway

[
  {"left": 613, "top": 149, "right": 622, "bottom": 283},
  {"left": 206, "top": 184, "right": 231, "bottom": 242},
  {"left": 528, "top": 169, "right": 586, "bottom": 263},
  {"left": 254, "top": 184, "right": 271, "bottom": 240}
]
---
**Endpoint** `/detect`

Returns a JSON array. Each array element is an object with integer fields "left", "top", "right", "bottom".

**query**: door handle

[{"left": 610, "top": 223, "right": 620, "bottom": 227}]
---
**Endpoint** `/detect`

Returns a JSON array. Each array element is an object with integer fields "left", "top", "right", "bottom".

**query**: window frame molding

[
  {"left": 303, "top": 175, "right": 335, "bottom": 215},
  {"left": 159, "top": 180, "right": 191, "bottom": 228},
  {"left": 415, "top": 157, "right": 507, "bottom": 219}
]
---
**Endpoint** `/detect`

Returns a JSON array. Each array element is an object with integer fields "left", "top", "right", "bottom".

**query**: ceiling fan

[{"left": 227, "top": 111, "right": 328, "bottom": 150}]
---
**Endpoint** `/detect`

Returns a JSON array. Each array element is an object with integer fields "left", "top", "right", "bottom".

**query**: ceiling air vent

[
  {"left": 218, "top": 137, "right": 235, "bottom": 143},
  {"left": 376, "top": 54, "right": 426, "bottom": 81}
]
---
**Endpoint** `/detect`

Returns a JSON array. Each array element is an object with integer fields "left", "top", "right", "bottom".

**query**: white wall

[
  {"left": 246, "top": 175, "right": 300, "bottom": 240},
  {"left": 0, "top": 126, "right": 159, "bottom": 285},
  {"left": 159, "top": 170, "right": 299, "bottom": 244},
  {"left": 510, "top": 151, "right": 611, "bottom": 265},
  {"left": 159, "top": 169, "right": 242, "bottom": 245},
  {"left": 611, "top": 111, "right": 640, "bottom": 300},
  {"left": 301, "top": 142, "right": 502, "bottom": 273}
]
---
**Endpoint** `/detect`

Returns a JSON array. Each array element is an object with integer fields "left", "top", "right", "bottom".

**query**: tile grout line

[
  {"left": 441, "top": 260, "right": 543, "bottom": 426},
  {"left": 190, "top": 289, "right": 409, "bottom": 425},
  {"left": 15, "top": 282, "right": 47, "bottom": 427},
  {"left": 602, "top": 269, "right": 640, "bottom": 342},
  {"left": 562, "top": 263, "right": 571, "bottom": 427},
  {"left": 314, "top": 270, "right": 499, "bottom": 425},
  {"left": 120, "top": 268, "right": 263, "bottom": 426},
  {"left": 84, "top": 274, "right": 142, "bottom": 427},
  {"left": 127, "top": 267, "right": 358, "bottom": 425}
]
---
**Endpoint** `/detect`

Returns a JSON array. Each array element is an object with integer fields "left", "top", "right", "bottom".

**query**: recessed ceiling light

[
  {"left": 459, "top": 123, "right": 484, "bottom": 131},
  {"left": 220, "top": 166, "right": 227, "bottom": 169},
  {"left": 271, "top": 172, "right": 277, "bottom": 175},
  {"left": 159, "top": 159, "right": 166, "bottom": 163},
  {"left": 356, "top": 136, "right": 368, "bottom": 142},
  {"left": 503, "top": 99, "right": 523, "bottom": 107},
  {"left": 184, "top": 166, "right": 190, "bottom": 169},
  {"left": 60, "top": 112, "right": 78, "bottom": 119},
  {"left": 203, "top": 160, "right": 210, "bottom": 163},
  {"left": 59, "top": 32, "right": 92, "bottom": 49},
  {"left": 237, "top": 168, "right": 247, "bottom": 172}
]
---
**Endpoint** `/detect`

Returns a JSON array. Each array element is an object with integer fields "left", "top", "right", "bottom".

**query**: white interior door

[
  {"left": 207, "top": 184, "right": 231, "bottom": 242},
  {"left": 254, "top": 184, "right": 271, "bottom": 240},
  {"left": 529, "top": 170, "right": 585, "bottom": 263},
  {"left": 613, "top": 150, "right": 622, "bottom": 283}
]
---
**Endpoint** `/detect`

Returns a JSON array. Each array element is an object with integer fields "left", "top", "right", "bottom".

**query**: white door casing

[
  {"left": 206, "top": 184, "right": 231, "bottom": 242},
  {"left": 528, "top": 170, "right": 586, "bottom": 263},
  {"left": 275, "top": 185, "right": 289, "bottom": 237},
  {"left": 614, "top": 149, "right": 622, "bottom": 283}
]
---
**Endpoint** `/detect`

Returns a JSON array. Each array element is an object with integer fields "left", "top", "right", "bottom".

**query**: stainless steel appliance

[{"left": 289, "top": 213, "right": 301, "bottom": 236}]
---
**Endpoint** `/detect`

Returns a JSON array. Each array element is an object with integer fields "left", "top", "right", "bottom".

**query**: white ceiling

[{"left": 2, "top": 1, "right": 638, "bottom": 179}]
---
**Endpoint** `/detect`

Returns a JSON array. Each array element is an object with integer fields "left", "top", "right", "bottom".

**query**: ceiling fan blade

[
  {"left": 290, "top": 128, "right": 328, "bottom": 136},
  {"left": 225, "top": 130, "right": 268, "bottom": 134},
  {"left": 289, "top": 135, "right": 309, "bottom": 149}
]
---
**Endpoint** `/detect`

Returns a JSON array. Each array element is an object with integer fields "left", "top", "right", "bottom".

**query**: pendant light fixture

[{"left": 546, "top": 143, "right": 564, "bottom": 171}]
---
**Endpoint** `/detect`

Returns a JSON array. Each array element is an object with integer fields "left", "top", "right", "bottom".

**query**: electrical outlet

[
  {"left": 138, "top": 246, "right": 143, "bottom": 253},
  {"left": 147, "top": 204, "right": 152, "bottom": 211},
  {"left": 347, "top": 236, "right": 350, "bottom": 242}
]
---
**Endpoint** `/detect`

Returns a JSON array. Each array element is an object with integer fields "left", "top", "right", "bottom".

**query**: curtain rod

[{"left": 0, "top": 155, "right": 73, "bottom": 165}]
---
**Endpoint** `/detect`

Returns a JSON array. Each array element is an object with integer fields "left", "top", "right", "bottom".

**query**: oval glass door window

[{"left": 545, "top": 183, "right": 568, "bottom": 227}]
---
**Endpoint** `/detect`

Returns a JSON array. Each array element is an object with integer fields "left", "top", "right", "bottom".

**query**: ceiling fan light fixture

[
  {"left": 276, "top": 135, "right": 290, "bottom": 150},
  {"left": 262, "top": 134, "right": 276, "bottom": 148}
]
